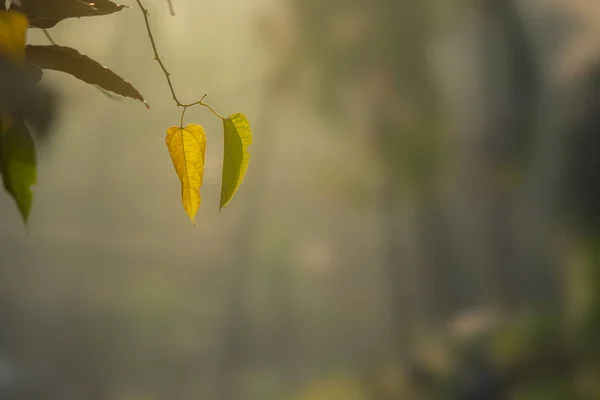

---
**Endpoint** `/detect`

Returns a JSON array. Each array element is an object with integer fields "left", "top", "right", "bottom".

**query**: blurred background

[{"left": 2, "top": 0, "right": 600, "bottom": 398}]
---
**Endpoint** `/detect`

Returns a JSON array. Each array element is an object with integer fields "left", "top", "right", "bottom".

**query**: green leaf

[
  {"left": 165, "top": 124, "right": 207, "bottom": 225},
  {"left": 25, "top": 45, "right": 147, "bottom": 107},
  {"left": 220, "top": 113, "right": 252, "bottom": 210},
  {"left": 0, "top": 117, "right": 37, "bottom": 223},
  {"left": 21, "top": 0, "right": 127, "bottom": 29}
]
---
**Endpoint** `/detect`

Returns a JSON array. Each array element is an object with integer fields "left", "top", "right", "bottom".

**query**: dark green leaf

[
  {"left": 0, "top": 55, "right": 56, "bottom": 134},
  {"left": 25, "top": 62, "right": 42, "bottom": 83},
  {"left": 0, "top": 118, "right": 37, "bottom": 224},
  {"left": 25, "top": 44, "right": 147, "bottom": 106},
  {"left": 21, "top": 0, "right": 127, "bottom": 29}
]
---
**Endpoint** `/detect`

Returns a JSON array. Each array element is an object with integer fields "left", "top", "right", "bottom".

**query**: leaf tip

[
  {"left": 218, "top": 197, "right": 233, "bottom": 212},
  {"left": 186, "top": 209, "right": 197, "bottom": 225}
]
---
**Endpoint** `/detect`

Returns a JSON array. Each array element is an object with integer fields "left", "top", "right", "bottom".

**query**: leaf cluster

[{"left": 0, "top": 0, "right": 252, "bottom": 226}]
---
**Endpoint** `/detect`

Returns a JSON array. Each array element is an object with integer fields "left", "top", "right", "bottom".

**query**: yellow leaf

[
  {"left": 0, "top": 10, "right": 28, "bottom": 133},
  {"left": 0, "top": 10, "right": 28, "bottom": 63},
  {"left": 220, "top": 113, "right": 252, "bottom": 210},
  {"left": 165, "top": 124, "right": 207, "bottom": 225}
]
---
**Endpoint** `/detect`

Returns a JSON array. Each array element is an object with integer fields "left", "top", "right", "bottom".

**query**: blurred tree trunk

[
  {"left": 417, "top": 196, "right": 463, "bottom": 323},
  {"left": 475, "top": 0, "right": 557, "bottom": 313},
  {"left": 565, "top": 60, "right": 600, "bottom": 360},
  {"left": 371, "top": 0, "right": 452, "bottom": 356},
  {"left": 377, "top": 169, "right": 413, "bottom": 358},
  {"left": 266, "top": 234, "right": 296, "bottom": 393}
]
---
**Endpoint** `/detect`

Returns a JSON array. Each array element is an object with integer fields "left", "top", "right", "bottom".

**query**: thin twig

[
  {"left": 135, "top": 0, "right": 180, "bottom": 104},
  {"left": 134, "top": 0, "right": 224, "bottom": 121},
  {"left": 166, "top": 0, "right": 175, "bottom": 16},
  {"left": 189, "top": 95, "right": 225, "bottom": 119}
]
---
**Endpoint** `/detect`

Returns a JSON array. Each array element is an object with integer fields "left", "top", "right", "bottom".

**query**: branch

[
  {"left": 166, "top": 0, "right": 175, "bottom": 16},
  {"left": 134, "top": 0, "right": 180, "bottom": 105},
  {"left": 134, "top": 0, "right": 223, "bottom": 121}
]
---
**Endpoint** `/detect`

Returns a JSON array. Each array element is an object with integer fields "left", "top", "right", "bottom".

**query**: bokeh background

[{"left": 2, "top": 0, "right": 600, "bottom": 398}]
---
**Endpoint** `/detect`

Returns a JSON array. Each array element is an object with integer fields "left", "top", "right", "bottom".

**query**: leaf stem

[
  {"left": 180, "top": 106, "right": 188, "bottom": 128},
  {"left": 190, "top": 94, "right": 225, "bottom": 120},
  {"left": 42, "top": 29, "right": 56, "bottom": 45},
  {"left": 135, "top": 0, "right": 225, "bottom": 120}
]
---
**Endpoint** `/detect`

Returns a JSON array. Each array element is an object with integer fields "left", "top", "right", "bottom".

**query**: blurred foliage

[
  {"left": 0, "top": 1, "right": 145, "bottom": 223},
  {"left": 292, "top": 376, "right": 367, "bottom": 400},
  {"left": 0, "top": 0, "right": 599, "bottom": 399},
  {"left": 267, "top": 0, "right": 600, "bottom": 398},
  {"left": 0, "top": 0, "right": 253, "bottom": 225}
]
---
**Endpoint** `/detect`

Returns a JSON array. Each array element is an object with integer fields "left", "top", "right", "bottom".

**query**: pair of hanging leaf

[{"left": 166, "top": 113, "right": 252, "bottom": 225}]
